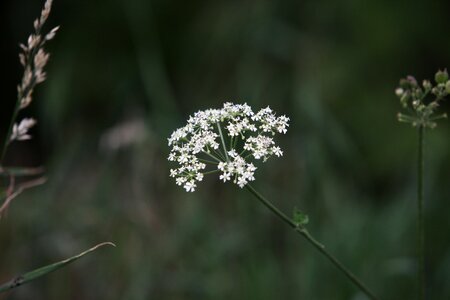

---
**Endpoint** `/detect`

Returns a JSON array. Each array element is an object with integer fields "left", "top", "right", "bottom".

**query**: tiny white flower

[
  {"left": 218, "top": 161, "right": 227, "bottom": 171},
  {"left": 272, "top": 146, "right": 283, "bottom": 157},
  {"left": 220, "top": 171, "right": 231, "bottom": 182},
  {"left": 184, "top": 180, "right": 196, "bottom": 192},
  {"left": 176, "top": 177, "right": 187, "bottom": 186},
  {"left": 228, "top": 149, "right": 238, "bottom": 158},
  {"left": 237, "top": 177, "right": 248, "bottom": 188},
  {"left": 196, "top": 173, "right": 204, "bottom": 181},
  {"left": 395, "top": 87, "right": 404, "bottom": 97}
]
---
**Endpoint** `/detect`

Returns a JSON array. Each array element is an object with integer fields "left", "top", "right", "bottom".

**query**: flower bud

[
  {"left": 435, "top": 69, "right": 448, "bottom": 84},
  {"left": 407, "top": 76, "right": 418, "bottom": 86},
  {"left": 399, "top": 78, "right": 409, "bottom": 88},
  {"left": 446, "top": 80, "right": 450, "bottom": 94},
  {"left": 400, "top": 93, "right": 409, "bottom": 107},
  {"left": 422, "top": 80, "right": 432, "bottom": 90},
  {"left": 395, "top": 87, "right": 404, "bottom": 97}
]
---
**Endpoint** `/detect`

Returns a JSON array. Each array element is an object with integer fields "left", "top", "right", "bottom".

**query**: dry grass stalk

[
  {"left": 0, "top": 177, "right": 47, "bottom": 218},
  {"left": 0, "top": 4, "right": 115, "bottom": 293},
  {"left": 3, "top": 0, "right": 59, "bottom": 151},
  {"left": 0, "top": 0, "right": 58, "bottom": 215}
]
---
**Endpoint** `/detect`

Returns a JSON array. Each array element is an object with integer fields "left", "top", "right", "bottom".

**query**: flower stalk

[
  {"left": 216, "top": 122, "right": 229, "bottom": 161},
  {"left": 168, "top": 103, "right": 380, "bottom": 299},
  {"left": 245, "top": 184, "right": 380, "bottom": 300},
  {"left": 395, "top": 70, "right": 449, "bottom": 299},
  {"left": 417, "top": 125, "right": 425, "bottom": 300}
]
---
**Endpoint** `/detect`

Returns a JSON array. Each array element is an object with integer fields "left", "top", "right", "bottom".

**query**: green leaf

[
  {"left": 293, "top": 207, "right": 309, "bottom": 227},
  {"left": 0, "top": 242, "right": 115, "bottom": 293}
]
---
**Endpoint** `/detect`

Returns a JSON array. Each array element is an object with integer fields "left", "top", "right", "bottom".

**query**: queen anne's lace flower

[{"left": 168, "top": 102, "right": 289, "bottom": 192}]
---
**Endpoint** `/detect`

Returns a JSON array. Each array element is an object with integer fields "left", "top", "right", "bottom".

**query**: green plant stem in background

[
  {"left": 0, "top": 100, "right": 21, "bottom": 163},
  {"left": 245, "top": 184, "right": 380, "bottom": 300},
  {"left": 395, "top": 71, "right": 449, "bottom": 299},
  {"left": 417, "top": 125, "right": 425, "bottom": 300}
]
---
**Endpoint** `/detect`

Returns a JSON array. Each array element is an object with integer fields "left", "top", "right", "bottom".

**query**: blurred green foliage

[{"left": 1, "top": 0, "right": 450, "bottom": 299}]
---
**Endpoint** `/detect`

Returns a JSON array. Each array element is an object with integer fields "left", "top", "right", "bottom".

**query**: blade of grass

[
  {"left": 0, "top": 242, "right": 116, "bottom": 293},
  {"left": 0, "top": 167, "right": 45, "bottom": 177}
]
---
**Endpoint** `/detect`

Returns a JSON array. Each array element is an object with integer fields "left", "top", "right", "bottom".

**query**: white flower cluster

[
  {"left": 168, "top": 102, "right": 289, "bottom": 192},
  {"left": 218, "top": 150, "right": 256, "bottom": 187}
]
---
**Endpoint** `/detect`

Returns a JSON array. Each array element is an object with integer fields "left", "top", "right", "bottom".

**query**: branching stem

[
  {"left": 202, "top": 150, "right": 221, "bottom": 163},
  {"left": 216, "top": 122, "right": 229, "bottom": 161}
]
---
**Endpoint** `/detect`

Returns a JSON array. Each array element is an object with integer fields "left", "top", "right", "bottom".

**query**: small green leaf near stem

[{"left": 245, "top": 184, "right": 380, "bottom": 300}]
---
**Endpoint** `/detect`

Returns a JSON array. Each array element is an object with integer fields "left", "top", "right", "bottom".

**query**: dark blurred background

[{"left": 1, "top": 0, "right": 450, "bottom": 299}]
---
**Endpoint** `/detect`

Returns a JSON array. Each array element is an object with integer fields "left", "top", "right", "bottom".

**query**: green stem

[
  {"left": 198, "top": 158, "right": 219, "bottom": 165},
  {"left": 417, "top": 125, "right": 425, "bottom": 300},
  {"left": 216, "top": 122, "right": 229, "bottom": 161},
  {"left": 212, "top": 148, "right": 226, "bottom": 161},
  {"left": 245, "top": 184, "right": 380, "bottom": 300},
  {"left": 203, "top": 170, "right": 220, "bottom": 175},
  {"left": 1, "top": 101, "right": 21, "bottom": 164},
  {"left": 202, "top": 150, "right": 221, "bottom": 163}
]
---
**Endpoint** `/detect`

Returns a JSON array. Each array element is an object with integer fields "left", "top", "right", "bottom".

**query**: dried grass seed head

[
  {"left": 10, "top": 118, "right": 37, "bottom": 142},
  {"left": 6, "top": 0, "right": 59, "bottom": 148}
]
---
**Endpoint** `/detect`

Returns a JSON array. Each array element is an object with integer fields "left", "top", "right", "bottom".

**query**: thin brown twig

[
  {"left": 7, "top": 174, "right": 15, "bottom": 195},
  {"left": 0, "top": 166, "right": 45, "bottom": 177},
  {"left": 0, "top": 177, "right": 47, "bottom": 217}
]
